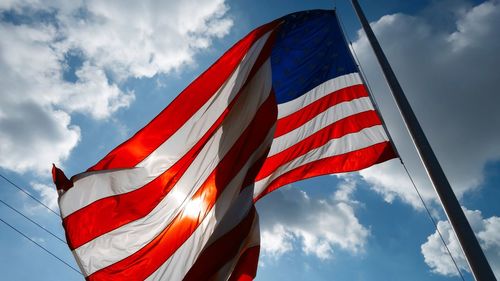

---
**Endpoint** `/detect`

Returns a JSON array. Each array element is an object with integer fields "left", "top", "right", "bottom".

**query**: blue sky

[{"left": 1, "top": 0, "right": 499, "bottom": 280}]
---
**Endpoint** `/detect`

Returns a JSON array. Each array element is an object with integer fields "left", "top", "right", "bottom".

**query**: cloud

[
  {"left": 421, "top": 208, "right": 500, "bottom": 278},
  {"left": 257, "top": 178, "right": 369, "bottom": 260},
  {"left": 30, "top": 182, "right": 59, "bottom": 211},
  {"left": 56, "top": 0, "right": 234, "bottom": 79},
  {"left": 353, "top": 0, "right": 500, "bottom": 207},
  {"left": 260, "top": 224, "right": 294, "bottom": 258},
  {"left": 0, "top": 101, "right": 80, "bottom": 174},
  {"left": 0, "top": 0, "right": 233, "bottom": 174}
]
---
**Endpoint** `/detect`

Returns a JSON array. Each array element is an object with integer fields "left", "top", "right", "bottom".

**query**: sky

[{"left": 0, "top": 0, "right": 499, "bottom": 280}]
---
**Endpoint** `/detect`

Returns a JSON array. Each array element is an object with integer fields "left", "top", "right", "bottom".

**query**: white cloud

[
  {"left": 260, "top": 224, "right": 294, "bottom": 259},
  {"left": 0, "top": 0, "right": 233, "bottom": 174},
  {"left": 30, "top": 182, "right": 59, "bottom": 210},
  {"left": 56, "top": 63, "right": 134, "bottom": 120},
  {"left": 421, "top": 208, "right": 500, "bottom": 278},
  {"left": 360, "top": 160, "right": 431, "bottom": 210},
  {"left": 353, "top": 0, "right": 500, "bottom": 207},
  {"left": 257, "top": 179, "right": 369, "bottom": 260},
  {"left": 0, "top": 102, "right": 80, "bottom": 174},
  {"left": 56, "top": 0, "right": 234, "bottom": 79}
]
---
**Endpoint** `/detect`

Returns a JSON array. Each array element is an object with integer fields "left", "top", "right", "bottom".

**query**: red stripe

[
  {"left": 183, "top": 206, "right": 256, "bottom": 281},
  {"left": 228, "top": 246, "right": 261, "bottom": 281},
  {"left": 256, "top": 110, "right": 382, "bottom": 181},
  {"left": 254, "top": 141, "right": 396, "bottom": 201},
  {"left": 87, "top": 93, "right": 276, "bottom": 281},
  {"left": 64, "top": 34, "right": 280, "bottom": 250},
  {"left": 274, "top": 84, "right": 368, "bottom": 137},
  {"left": 85, "top": 21, "right": 279, "bottom": 173}
]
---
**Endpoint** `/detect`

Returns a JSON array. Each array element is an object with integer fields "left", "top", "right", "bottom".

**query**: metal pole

[{"left": 350, "top": 1, "right": 496, "bottom": 280}]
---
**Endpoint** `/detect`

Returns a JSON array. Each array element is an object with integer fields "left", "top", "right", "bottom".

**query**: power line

[
  {"left": 0, "top": 173, "right": 60, "bottom": 216},
  {"left": 0, "top": 199, "right": 67, "bottom": 244},
  {"left": 0, "top": 217, "right": 82, "bottom": 276}
]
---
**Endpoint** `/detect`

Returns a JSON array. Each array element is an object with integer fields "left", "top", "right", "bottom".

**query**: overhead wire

[
  {"left": 336, "top": 7, "right": 466, "bottom": 281},
  {"left": 0, "top": 173, "right": 80, "bottom": 275},
  {"left": 0, "top": 173, "right": 60, "bottom": 216},
  {"left": 0, "top": 217, "right": 82, "bottom": 275},
  {"left": 0, "top": 199, "right": 67, "bottom": 244}
]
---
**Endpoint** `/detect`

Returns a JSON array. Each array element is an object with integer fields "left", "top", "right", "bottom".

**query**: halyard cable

[
  {"left": 336, "top": 9, "right": 466, "bottom": 281},
  {"left": 0, "top": 173, "right": 60, "bottom": 216},
  {"left": 336, "top": 7, "right": 401, "bottom": 159},
  {"left": 0, "top": 217, "right": 82, "bottom": 275},
  {"left": 0, "top": 199, "right": 67, "bottom": 244},
  {"left": 400, "top": 162, "right": 467, "bottom": 281}
]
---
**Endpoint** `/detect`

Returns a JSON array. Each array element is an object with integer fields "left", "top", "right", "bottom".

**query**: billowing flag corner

[{"left": 53, "top": 10, "right": 396, "bottom": 281}]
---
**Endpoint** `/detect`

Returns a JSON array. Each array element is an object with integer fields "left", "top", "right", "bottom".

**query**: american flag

[{"left": 53, "top": 10, "right": 395, "bottom": 281}]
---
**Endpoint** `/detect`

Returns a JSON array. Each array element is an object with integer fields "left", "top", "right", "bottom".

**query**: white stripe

[
  {"left": 270, "top": 97, "right": 374, "bottom": 157},
  {"left": 277, "top": 72, "right": 362, "bottom": 118},
  {"left": 59, "top": 32, "right": 273, "bottom": 219},
  {"left": 253, "top": 125, "right": 389, "bottom": 198},
  {"left": 75, "top": 61, "right": 273, "bottom": 276},
  {"left": 144, "top": 131, "right": 273, "bottom": 281}
]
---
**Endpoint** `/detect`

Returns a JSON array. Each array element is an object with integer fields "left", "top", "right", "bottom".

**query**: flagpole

[{"left": 349, "top": 1, "right": 496, "bottom": 280}]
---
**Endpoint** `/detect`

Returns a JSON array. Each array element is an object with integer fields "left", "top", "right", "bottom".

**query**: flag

[{"left": 53, "top": 10, "right": 396, "bottom": 281}]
